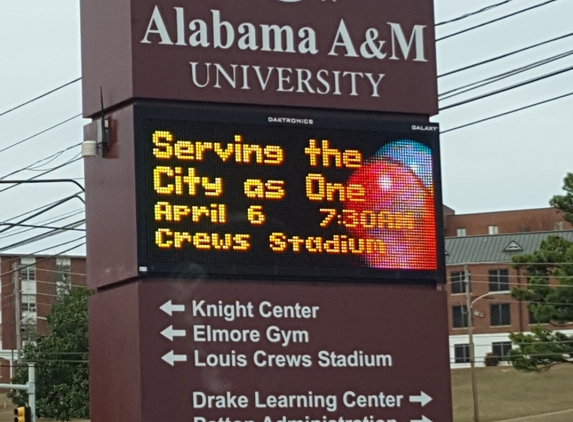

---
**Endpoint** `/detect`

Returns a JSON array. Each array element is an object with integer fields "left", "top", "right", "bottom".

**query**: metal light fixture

[
  {"left": 81, "top": 87, "right": 110, "bottom": 158},
  {"left": 81, "top": 116, "right": 110, "bottom": 158}
]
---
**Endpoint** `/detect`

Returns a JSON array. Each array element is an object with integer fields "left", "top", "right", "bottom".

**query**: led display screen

[{"left": 134, "top": 103, "right": 443, "bottom": 280}]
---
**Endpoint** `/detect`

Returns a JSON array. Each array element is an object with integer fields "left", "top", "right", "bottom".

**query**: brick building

[
  {"left": 443, "top": 207, "right": 573, "bottom": 367},
  {"left": 443, "top": 206, "right": 572, "bottom": 237},
  {"left": 0, "top": 255, "right": 86, "bottom": 381}
]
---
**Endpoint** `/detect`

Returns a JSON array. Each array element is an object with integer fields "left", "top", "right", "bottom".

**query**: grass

[
  {"left": 1, "top": 364, "right": 572, "bottom": 422},
  {"left": 452, "top": 363, "right": 573, "bottom": 422}
]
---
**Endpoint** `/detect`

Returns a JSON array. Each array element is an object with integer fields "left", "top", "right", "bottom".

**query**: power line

[
  {"left": 0, "top": 221, "right": 85, "bottom": 233},
  {"left": 437, "top": 0, "right": 560, "bottom": 42},
  {"left": 0, "top": 238, "right": 86, "bottom": 278},
  {"left": 440, "top": 90, "right": 573, "bottom": 133},
  {"left": 0, "top": 113, "right": 82, "bottom": 155},
  {"left": 26, "top": 359, "right": 89, "bottom": 364},
  {"left": 439, "top": 49, "right": 573, "bottom": 100},
  {"left": 452, "top": 356, "right": 573, "bottom": 363},
  {"left": 438, "top": 32, "right": 573, "bottom": 78},
  {"left": 3, "top": 293, "right": 85, "bottom": 311},
  {"left": 0, "top": 210, "right": 85, "bottom": 240},
  {"left": 27, "top": 352, "right": 88, "bottom": 356},
  {"left": 0, "top": 78, "right": 81, "bottom": 118},
  {"left": 0, "top": 142, "right": 81, "bottom": 180},
  {"left": 33, "top": 267, "right": 87, "bottom": 277},
  {"left": 31, "top": 237, "right": 86, "bottom": 257},
  {"left": 451, "top": 296, "right": 573, "bottom": 306},
  {"left": 0, "top": 158, "right": 85, "bottom": 194},
  {"left": 0, "top": 193, "right": 84, "bottom": 235},
  {"left": 435, "top": 0, "right": 517, "bottom": 26},
  {"left": 0, "top": 239, "right": 85, "bottom": 274},
  {"left": 456, "top": 273, "right": 567, "bottom": 279},
  {"left": 0, "top": 220, "right": 85, "bottom": 252},
  {"left": 452, "top": 274, "right": 573, "bottom": 282},
  {"left": 34, "top": 291, "right": 80, "bottom": 299},
  {"left": 439, "top": 63, "right": 573, "bottom": 111},
  {"left": 3, "top": 197, "right": 83, "bottom": 225},
  {"left": 449, "top": 261, "right": 573, "bottom": 266}
]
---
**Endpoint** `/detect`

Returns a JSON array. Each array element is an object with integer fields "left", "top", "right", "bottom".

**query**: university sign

[
  {"left": 82, "top": 0, "right": 451, "bottom": 421},
  {"left": 81, "top": 0, "right": 438, "bottom": 116}
]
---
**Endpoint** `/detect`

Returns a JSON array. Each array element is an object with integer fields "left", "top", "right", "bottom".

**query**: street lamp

[
  {"left": 464, "top": 265, "right": 511, "bottom": 422},
  {"left": 17, "top": 314, "right": 48, "bottom": 364}
]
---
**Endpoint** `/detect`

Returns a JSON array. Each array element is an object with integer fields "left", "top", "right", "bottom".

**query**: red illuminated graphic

[{"left": 345, "top": 153, "right": 436, "bottom": 270}]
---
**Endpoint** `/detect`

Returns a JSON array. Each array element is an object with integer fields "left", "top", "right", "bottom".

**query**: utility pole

[
  {"left": 29, "top": 363, "right": 36, "bottom": 422},
  {"left": 465, "top": 265, "right": 480, "bottom": 422},
  {"left": 12, "top": 260, "right": 22, "bottom": 362}
]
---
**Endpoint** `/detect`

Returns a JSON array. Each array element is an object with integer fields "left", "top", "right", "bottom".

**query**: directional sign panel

[{"left": 113, "top": 280, "right": 453, "bottom": 422}]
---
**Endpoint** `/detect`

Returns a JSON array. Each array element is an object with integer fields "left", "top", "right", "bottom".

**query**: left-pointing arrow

[
  {"left": 161, "top": 325, "right": 187, "bottom": 341},
  {"left": 160, "top": 300, "right": 185, "bottom": 316},
  {"left": 161, "top": 351, "right": 187, "bottom": 366}
]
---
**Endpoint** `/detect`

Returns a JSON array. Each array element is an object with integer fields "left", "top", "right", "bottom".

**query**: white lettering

[
  {"left": 261, "top": 25, "right": 296, "bottom": 53},
  {"left": 365, "top": 73, "right": 385, "bottom": 97},
  {"left": 141, "top": 6, "right": 174, "bottom": 45},
  {"left": 238, "top": 23, "right": 258, "bottom": 50},
  {"left": 328, "top": 20, "right": 359, "bottom": 57},
  {"left": 212, "top": 10, "right": 235, "bottom": 49},
  {"left": 189, "top": 19, "right": 210, "bottom": 47},
  {"left": 214, "top": 63, "right": 238, "bottom": 88},
  {"left": 389, "top": 23, "right": 427, "bottom": 62}
]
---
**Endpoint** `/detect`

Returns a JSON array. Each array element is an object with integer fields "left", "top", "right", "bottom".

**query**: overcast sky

[{"left": 1, "top": 0, "right": 572, "bottom": 255}]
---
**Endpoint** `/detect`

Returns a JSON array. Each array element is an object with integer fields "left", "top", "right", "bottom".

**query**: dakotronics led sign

[{"left": 134, "top": 103, "right": 443, "bottom": 280}]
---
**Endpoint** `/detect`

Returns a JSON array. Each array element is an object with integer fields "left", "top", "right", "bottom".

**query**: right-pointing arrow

[
  {"left": 161, "top": 325, "right": 187, "bottom": 341},
  {"left": 409, "top": 391, "right": 432, "bottom": 407},
  {"left": 160, "top": 300, "right": 185, "bottom": 316},
  {"left": 411, "top": 416, "right": 432, "bottom": 422},
  {"left": 161, "top": 351, "right": 187, "bottom": 366}
]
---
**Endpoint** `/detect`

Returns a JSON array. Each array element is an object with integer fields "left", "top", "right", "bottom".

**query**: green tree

[
  {"left": 509, "top": 172, "right": 573, "bottom": 371},
  {"left": 509, "top": 326, "right": 573, "bottom": 371},
  {"left": 8, "top": 287, "right": 91, "bottom": 421},
  {"left": 512, "top": 235, "right": 573, "bottom": 324},
  {"left": 549, "top": 172, "right": 573, "bottom": 224}
]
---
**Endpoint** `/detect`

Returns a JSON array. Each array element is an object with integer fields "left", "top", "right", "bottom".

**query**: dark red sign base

[{"left": 89, "top": 279, "right": 452, "bottom": 422}]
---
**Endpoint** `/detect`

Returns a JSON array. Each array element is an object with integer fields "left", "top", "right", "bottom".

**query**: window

[
  {"left": 21, "top": 294, "right": 37, "bottom": 312},
  {"left": 528, "top": 307, "right": 548, "bottom": 324},
  {"left": 491, "top": 304, "right": 510, "bottom": 326},
  {"left": 453, "top": 305, "right": 468, "bottom": 328},
  {"left": 528, "top": 309, "right": 540, "bottom": 324},
  {"left": 20, "top": 257, "right": 36, "bottom": 282},
  {"left": 492, "top": 341, "right": 512, "bottom": 360},
  {"left": 489, "top": 269, "right": 509, "bottom": 292},
  {"left": 450, "top": 271, "right": 467, "bottom": 294},
  {"left": 457, "top": 228, "right": 466, "bottom": 237},
  {"left": 488, "top": 225, "right": 499, "bottom": 235},
  {"left": 554, "top": 221, "right": 563, "bottom": 231},
  {"left": 454, "top": 344, "right": 470, "bottom": 363},
  {"left": 55, "top": 258, "right": 72, "bottom": 298},
  {"left": 20, "top": 316, "right": 38, "bottom": 343},
  {"left": 20, "top": 256, "right": 36, "bottom": 318}
]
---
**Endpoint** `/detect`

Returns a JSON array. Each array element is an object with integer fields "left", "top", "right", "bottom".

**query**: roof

[{"left": 445, "top": 230, "right": 573, "bottom": 265}]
